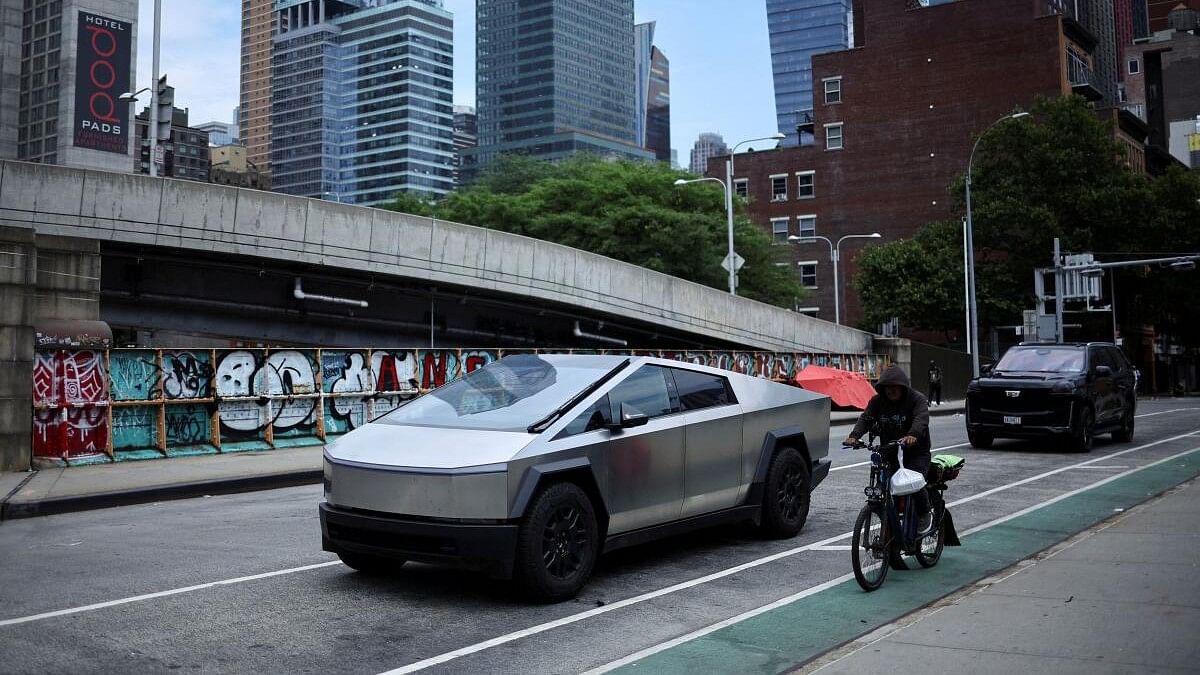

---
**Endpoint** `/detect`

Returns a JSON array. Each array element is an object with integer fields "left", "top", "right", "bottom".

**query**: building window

[
  {"left": 798, "top": 262, "right": 818, "bottom": 288},
  {"left": 771, "top": 217, "right": 790, "bottom": 243},
  {"left": 797, "top": 215, "right": 816, "bottom": 239},
  {"left": 796, "top": 171, "right": 814, "bottom": 198},
  {"left": 823, "top": 77, "right": 842, "bottom": 105},
  {"left": 825, "top": 123, "right": 843, "bottom": 151},
  {"left": 734, "top": 178, "right": 748, "bottom": 198},
  {"left": 1128, "top": 58, "right": 1140, "bottom": 75},
  {"left": 770, "top": 174, "right": 787, "bottom": 201}
]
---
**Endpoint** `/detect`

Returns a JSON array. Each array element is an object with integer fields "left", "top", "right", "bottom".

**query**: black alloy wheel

[
  {"left": 515, "top": 481, "right": 599, "bottom": 602},
  {"left": 968, "top": 431, "right": 993, "bottom": 449},
  {"left": 761, "top": 447, "right": 811, "bottom": 538},
  {"left": 1070, "top": 407, "right": 1095, "bottom": 453},
  {"left": 1113, "top": 407, "right": 1135, "bottom": 443}
]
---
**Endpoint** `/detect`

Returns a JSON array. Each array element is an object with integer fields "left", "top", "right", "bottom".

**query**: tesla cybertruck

[{"left": 320, "top": 353, "right": 832, "bottom": 600}]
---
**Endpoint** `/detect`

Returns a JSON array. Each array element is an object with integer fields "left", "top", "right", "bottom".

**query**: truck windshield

[
  {"left": 378, "top": 354, "right": 620, "bottom": 432},
  {"left": 995, "top": 347, "right": 1085, "bottom": 373}
]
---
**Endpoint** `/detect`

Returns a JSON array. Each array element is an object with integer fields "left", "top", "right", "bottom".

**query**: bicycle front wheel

[{"left": 851, "top": 504, "right": 890, "bottom": 591}]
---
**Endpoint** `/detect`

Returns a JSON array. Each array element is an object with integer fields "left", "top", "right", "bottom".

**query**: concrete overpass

[
  {"left": 0, "top": 160, "right": 900, "bottom": 470},
  {"left": 0, "top": 160, "right": 874, "bottom": 353}
]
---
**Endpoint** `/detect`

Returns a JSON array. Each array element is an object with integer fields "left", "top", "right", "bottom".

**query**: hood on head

[{"left": 875, "top": 364, "right": 912, "bottom": 395}]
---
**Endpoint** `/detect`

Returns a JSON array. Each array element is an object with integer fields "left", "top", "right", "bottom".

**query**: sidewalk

[
  {"left": 0, "top": 444, "right": 323, "bottom": 521},
  {"left": 808, "top": 478, "right": 1200, "bottom": 674}
]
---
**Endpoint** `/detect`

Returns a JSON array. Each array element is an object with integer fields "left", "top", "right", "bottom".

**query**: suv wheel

[
  {"left": 1070, "top": 406, "right": 1095, "bottom": 453},
  {"left": 1112, "top": 407, "right": 1135, "bottom": 443},
  {"left": 514, "top": 481, "right": 599, "bottom": 602},
  {"left": 968, "top": 431, "right": 993, "bottom": 449}
]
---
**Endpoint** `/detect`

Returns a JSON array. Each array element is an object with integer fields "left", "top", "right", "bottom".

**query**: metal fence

[{"left": 31, "top": 347, "right": 889, "bottom": 462}]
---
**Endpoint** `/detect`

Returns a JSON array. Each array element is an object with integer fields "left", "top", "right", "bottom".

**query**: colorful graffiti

[
  {"left": 31, "top": 347, "right": 888, "bottom": 462},
  {"left": 32, "top": 351, "right": 110, "bottom": 458}
]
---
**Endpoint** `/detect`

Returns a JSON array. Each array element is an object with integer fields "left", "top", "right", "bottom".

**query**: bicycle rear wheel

[
  {"left": 851, "top": 504, "right": 889, "bottom": 591},
  {"left": 915, "top": 515, "right": 944, "bottom": 568}
]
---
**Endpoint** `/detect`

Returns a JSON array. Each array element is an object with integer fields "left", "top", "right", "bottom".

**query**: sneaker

[{"left": 918, "top": 510, "right": 934, "bottom": 533}]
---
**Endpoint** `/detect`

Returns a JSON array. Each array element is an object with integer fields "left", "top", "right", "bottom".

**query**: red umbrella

[{"left": 793, "top": 365, "right": 877, "bottom": 410}]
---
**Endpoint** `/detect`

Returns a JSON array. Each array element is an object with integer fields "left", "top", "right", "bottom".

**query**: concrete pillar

[
  {"left": 0, "top": 228, "right": 100, "bottom": 471},
  {"left": 0, "top": 226, "right": 35, "bottom": 471}
]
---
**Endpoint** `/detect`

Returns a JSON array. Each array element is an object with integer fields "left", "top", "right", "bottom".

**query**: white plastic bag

[{"left": 890, "top": 467, "right": 926, "bottom": 496}]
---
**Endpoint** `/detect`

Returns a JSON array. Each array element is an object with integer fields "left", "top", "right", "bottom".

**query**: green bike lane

[{"left": 596, "top": 442, "right": 1200, "bottom": 674}]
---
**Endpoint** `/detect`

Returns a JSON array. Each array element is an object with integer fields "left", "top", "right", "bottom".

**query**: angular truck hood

[{"left": 324, "top": 422, "right": 536, "bottom": 470}]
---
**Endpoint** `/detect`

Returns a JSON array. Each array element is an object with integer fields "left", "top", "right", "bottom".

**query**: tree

[
  {"left": 854, "top": 95, "right": 1191, "bottom": 337},
  {"left": 383, "top": 154, "right": 806, "bottom": 308}
]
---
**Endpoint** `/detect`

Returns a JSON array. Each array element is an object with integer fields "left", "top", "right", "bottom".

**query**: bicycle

[{"left": 846, "top": 437, "right": 962, "bottom": 592}]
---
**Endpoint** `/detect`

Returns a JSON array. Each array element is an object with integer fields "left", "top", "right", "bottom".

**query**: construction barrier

[{"left": 31, "top": 347, "right": 888, "bottom": 463}]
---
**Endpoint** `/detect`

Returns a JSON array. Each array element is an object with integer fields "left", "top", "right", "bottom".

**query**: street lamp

[
  {"left": 674, "top": 175, "right": 733, "bottom": 288},
  {"left": 118, "top": 0, "right": 162, "bottom": 177},
  {"left": 724, "top": 134, "right": 787, "bottom": 295},
  {"left": 788, "top": 233, "right": 881, "bottom": 325},
  {"left": 965, "top": 111, "right": 1031, "bottom": 377}
]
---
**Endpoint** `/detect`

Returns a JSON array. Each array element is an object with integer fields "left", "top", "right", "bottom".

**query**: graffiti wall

[{"left": 31, "top": 347, "right": 887, "bottom": 462}]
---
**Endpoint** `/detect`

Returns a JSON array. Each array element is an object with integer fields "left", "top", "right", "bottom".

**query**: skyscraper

[
  {"left": 766, "top": 0, "right": 853, "bottom": 146},
  {"left": 270, "top": 0, "right": 455, "bottom": 204},
  {"left": 240, "top": 0, "right": 273, "bottom": 175},
  {"left": 689, "top": 132, "right": 728, "bottom": 175},
  {"left": 465, "top": 0, "right": 653, "bottom": 180},
  {"left": 636, "top": 21, "right": 671, "bottom": 163},
  {"left": 1, "top": 0, "right": 138, "bottom": 170}
]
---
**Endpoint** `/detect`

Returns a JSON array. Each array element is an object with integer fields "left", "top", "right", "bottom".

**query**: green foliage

[
  {"left": 855, "top": 95, "right": 1200, "bottom": 338},
  {"left": 854, "top": 220, "right": 974, "bottom": 336},
  {"left": 383, "top": 154, "right": 806, "bottom": 308}
]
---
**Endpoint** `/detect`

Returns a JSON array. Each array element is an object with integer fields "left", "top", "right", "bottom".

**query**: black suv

[{"left": 966, "top": 342, "right": 1138, "bottom": 452}]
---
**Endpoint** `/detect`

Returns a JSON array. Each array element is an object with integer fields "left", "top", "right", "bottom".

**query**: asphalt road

[{"left": 1, "top": 400, "right": 1198, "bottom": 674}]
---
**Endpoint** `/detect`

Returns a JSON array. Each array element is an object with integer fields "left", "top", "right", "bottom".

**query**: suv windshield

[
  {"left": 995, "top": 347, "right": 1085, "bottom": 373},
  {"left": 379, "top": 354, "right": 620, "bottom": 432}
]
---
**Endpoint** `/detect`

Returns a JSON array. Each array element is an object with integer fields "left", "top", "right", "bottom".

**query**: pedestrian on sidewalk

[{"left": 927, "top": 359, "right": 942, "bottom": 406}]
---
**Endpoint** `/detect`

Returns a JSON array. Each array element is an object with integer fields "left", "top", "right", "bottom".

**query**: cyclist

[{"left": 845, "top": 364, "right": 934, "bottom": 532}]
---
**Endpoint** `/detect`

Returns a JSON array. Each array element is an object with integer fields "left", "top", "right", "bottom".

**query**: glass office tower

[
  {"left": 465, "top": 0, "right": 653, "bottom": 180},
  {"left": 271, "top": 0, "right": 454, "bottom": 204},
  {"left": 766, "top": 0, "right": 853, "bottom": 146}
]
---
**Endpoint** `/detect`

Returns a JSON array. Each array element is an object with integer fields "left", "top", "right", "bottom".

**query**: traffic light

[{"left": 155, "top": 75, "right": 173, "bottom": 142}]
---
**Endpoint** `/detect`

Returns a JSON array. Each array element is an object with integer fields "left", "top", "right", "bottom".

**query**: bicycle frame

[{"left": 860, "top": 441, "right": 943, "bottom": 555}]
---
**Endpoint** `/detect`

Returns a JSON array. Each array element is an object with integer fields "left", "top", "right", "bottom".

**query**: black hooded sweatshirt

[{"left": 850, "top": 365, "right": 932, "bottom": 471}]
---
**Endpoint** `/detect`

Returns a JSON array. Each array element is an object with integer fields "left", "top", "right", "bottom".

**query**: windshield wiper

[{"left": 526, "top": 358, "right": 630, "bottom": 434}]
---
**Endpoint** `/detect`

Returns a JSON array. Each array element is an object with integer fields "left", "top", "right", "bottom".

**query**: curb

[{"left": 0, "top": 469, "right": 323, "bottom": 522}]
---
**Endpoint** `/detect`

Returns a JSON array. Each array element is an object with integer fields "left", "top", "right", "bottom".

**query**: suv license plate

[{"left": 1003, "top": 416, "right": 1021, "bottom": 425}]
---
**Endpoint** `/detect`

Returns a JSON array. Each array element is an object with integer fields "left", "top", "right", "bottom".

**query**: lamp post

[
  {"left": 723, "top": 134, "right": 786, "bottom": 294},
  {"left": 966, "top": 111, "right": 1031, "bottom": 377},
  {"left": 674, "top": 174, "right": 732, "bottom": 285},
  {"left": 788, "top": 232, "right": 881, "bottom": 325},
  {"left": 117, "top": 0, "right": 162, "bottom": 177}
]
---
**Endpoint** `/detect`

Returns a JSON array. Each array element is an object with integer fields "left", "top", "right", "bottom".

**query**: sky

[{"left": 136, "top": 1, "right": 781, "bottom": 162}]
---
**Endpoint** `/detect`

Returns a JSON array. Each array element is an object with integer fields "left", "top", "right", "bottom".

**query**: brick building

[{"left": 709, "top": 0, "right": 1142, "bottom": 329}]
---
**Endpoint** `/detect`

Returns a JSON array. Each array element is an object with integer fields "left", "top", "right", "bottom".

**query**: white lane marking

[
  {"left": 1076, "top": 465, "right": 1130, "bottom": 470},
  {"left": 830, "top": 442, "right": 970, "bottom": 473},
  {"left": 944, "top": 430, "right": 1199, "bottom": 510},
  {"left": 584, "top": 442, "right": 1200, "bottom": 674},
  {"left": 581, "top": 572, "right": 857, "bottom": 675},
  {"left": 380, "top": 427, "right": 1200, "bottom": 674},
  {"left": 811, "top": 545, "right": 852, "bottom": 551},
  {"left": 0, "top": 560, "right": 342, "bottom": 628},
  {"left": 1135, "top": 408, "right": 1198, "bottom": 419}
]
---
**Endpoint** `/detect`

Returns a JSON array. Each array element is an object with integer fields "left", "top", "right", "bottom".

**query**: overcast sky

[{"left": 136, "top": 0, "right": 780, "bottom": 161}]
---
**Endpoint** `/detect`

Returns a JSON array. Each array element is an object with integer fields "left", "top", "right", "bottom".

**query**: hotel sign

[{"left": 73, "top": 11, "right": 132, "bottom": 154}]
